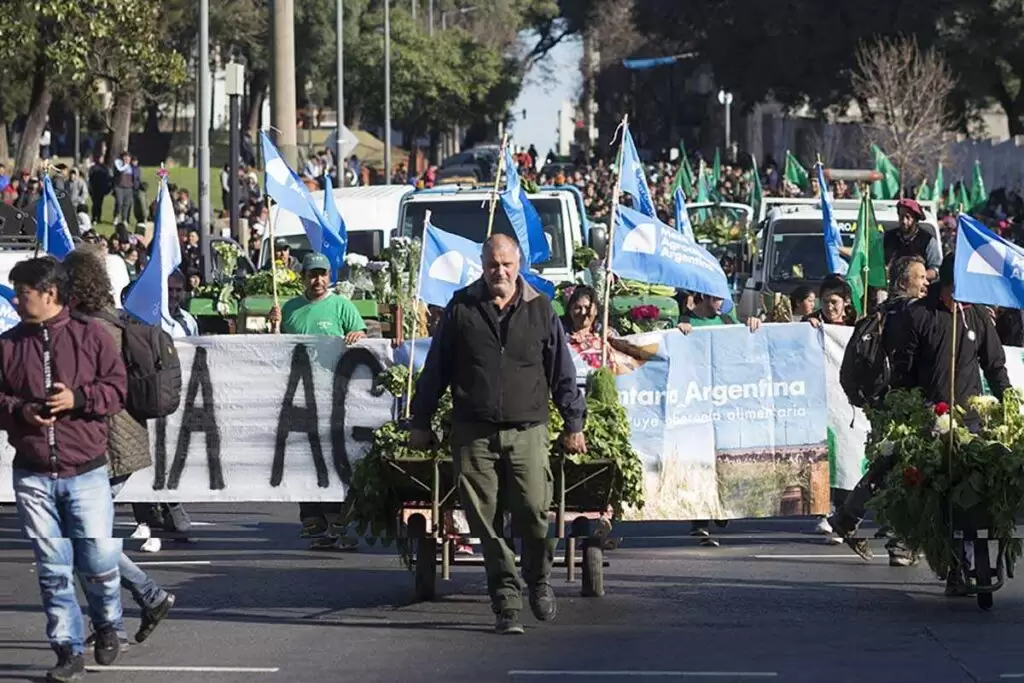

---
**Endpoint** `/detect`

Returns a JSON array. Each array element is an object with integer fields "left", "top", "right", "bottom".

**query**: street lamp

[
  {"left": 384, "top": 0, "right": 391, "bottom": 185},
  {"left": 226, "top": 61, "right": 245, "bottom": 250},
  {"left": 717, "top": 89, "right": 733, "bottom": 158}
]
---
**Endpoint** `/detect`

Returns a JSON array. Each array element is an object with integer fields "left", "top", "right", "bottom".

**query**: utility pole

[
  {"left": 428, "top": 0, "right": 434, "bottom": 35},
  {"left": 271, "top": 0, "right": 298, "bottom": 168},
  {"left": 227, "top": 62, "right": 244, "bottom": 249},
  {"left": 384, "top": 0, "right": 392, "bottom": 184},
  {"left": 198, "top": 0, "right": 212, "bottom": 284},
  {"left": 336, "top": 0, "right": 345, "bottom": 187}
]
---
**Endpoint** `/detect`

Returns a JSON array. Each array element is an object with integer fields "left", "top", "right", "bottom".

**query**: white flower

[
  {"left": 367, "top": 261, "right": 390, "bottom": 272},
  {"left": 879, "top": 440, "right": 896, "bottom": 456},
  {"left": 345, "top": 253, "right": 369, "bottom": 268},
  {"left": 391, "top": 236, "right": 412, "bottom": 246},
  {"left": 935, "top": 414, "right": 951, "bottom": 435}
]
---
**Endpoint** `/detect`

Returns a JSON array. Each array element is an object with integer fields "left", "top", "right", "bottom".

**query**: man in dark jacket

[
  {"left": 409, "top": 234, "right": 587, "bottom": 635},
  {"left": 831, "top": 255, "right": 1010, "bottom": 592},
  {"left": 63, "top": 249, "right": 176, "bottom": 648},
  {"left": 0, "top": 257, "right": 128, "bottom": 678},
  {"left": 883, "top": 199, "right": 942, "bottom": 280}
]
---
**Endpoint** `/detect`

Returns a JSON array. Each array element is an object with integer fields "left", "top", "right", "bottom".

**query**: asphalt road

[{"left": 2, "top": 504, "right": 1023, "bottom": 683}]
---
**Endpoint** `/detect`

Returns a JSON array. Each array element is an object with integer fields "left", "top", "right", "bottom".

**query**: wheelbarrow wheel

[{"left": 975, "top": 540, "right": 993, "bottom": 610}]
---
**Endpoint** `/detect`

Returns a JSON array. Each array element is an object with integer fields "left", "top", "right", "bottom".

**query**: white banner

[{"left": 0, "top": 336, "right": 393, "bottom": 502}]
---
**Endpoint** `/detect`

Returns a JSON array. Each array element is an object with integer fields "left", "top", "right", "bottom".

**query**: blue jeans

[
  {"left": 109, "top": 477, "right": 167, "bottom": 638},
  {"left": 14, "top": 467, "right": 123, "bottom": 655}
]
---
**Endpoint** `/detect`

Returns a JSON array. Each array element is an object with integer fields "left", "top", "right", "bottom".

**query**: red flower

[
  {"left": 629, "top": 304, "right": 660, "bottom": 322},
  {"left": 934, "top": 402, "right": 949, "bottom": 416},
  {"left": 903, "top": 466, "right": 924, "bottom": 488}
]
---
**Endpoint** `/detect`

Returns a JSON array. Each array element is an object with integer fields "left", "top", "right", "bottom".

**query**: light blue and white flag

[
  {"left": 321, "top": 174, "right": 348, "bottom": 279},
  {"left": 0, "top": 284, "right": 19, "bottom": 334},
  {"left": 36, "top": 175, "right": 74, "bottom": 260},
  {"left": 419, "top": 222, "right": 484, "bottom": 308},
  {"left": 619, "top": 126, "right": 656, "bottom": 218},
  {"left": 674, "top": 186, "right": 694, "bottom": 241},
  {"left": 818, "top": 163, "right": 847, "bottom": 276},
  {"left": 123, "top": 179, "right": 182, "bottom": 333},
  {"left": 501, "top": 145, "right": 550, "bottom": 265},
  {"left": 954, "top": 214, "right": 1024, "bottom": 309},
  {"left": 613, "top": 204, "right": 733, "bottom": 313}
]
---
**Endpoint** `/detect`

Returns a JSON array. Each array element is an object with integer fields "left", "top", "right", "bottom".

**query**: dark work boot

[
  {"left": 93, "top": 627, "right": 120, "bottom": 666},
  {"left": 46, "top": 644, "right": 84, "bottom": 682},
  {"left": 528, "top": 583, "right": 557, "bottom": 621},
  {"left": 136, "top": 593, "right": 176, "bottom": 643},
  {"left": 495, "top": 609, "right": 525, "bottom": 635}
]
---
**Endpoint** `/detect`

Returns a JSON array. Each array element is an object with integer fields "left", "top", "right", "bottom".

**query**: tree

[{"left": 852, "top": 36, "right": 955, "bottom": 186}]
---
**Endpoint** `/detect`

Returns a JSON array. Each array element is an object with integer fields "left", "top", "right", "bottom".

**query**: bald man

[{"left": 409, "top": 234, "right": 587, "bottom": 635}]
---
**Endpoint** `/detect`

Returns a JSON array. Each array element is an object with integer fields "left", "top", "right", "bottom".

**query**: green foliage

[
  {"left": 347, "top": 364, "right": 645, "bottom": 563},
  {"left": 865, "top": 389, "right": 1024, "bottom": 579}
]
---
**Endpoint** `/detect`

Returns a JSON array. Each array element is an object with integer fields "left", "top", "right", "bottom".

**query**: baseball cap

[
  {"left": 302, "top": 252, "right": 331, "bottom": 273},
  {"left": 274, "top": 237, "right": 290, "bottom": 249}
]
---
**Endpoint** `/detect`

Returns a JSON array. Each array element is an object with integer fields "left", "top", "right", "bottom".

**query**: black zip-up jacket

[
  {"left": 887, "top": 285, "right": 1010, "bottom": 406},
  {"left": 410, "top": 276, "right": 586, "bottom": 433}
]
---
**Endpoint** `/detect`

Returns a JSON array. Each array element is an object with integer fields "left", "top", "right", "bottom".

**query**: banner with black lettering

[{"left": 0, "top": 336, "right": 393, "bottom": 502}]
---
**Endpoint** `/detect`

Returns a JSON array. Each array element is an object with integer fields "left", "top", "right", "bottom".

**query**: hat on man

[
  {"left": 274, "top": 237, "right": 290, "bottom": 250},
  {"left": 896, "top": 198, "right": 926, "bottom": 220},
  {"left": 301, "top": 252, "right": 331, "bottom": 273}
]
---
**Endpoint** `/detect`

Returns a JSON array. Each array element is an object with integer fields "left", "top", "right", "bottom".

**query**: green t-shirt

[
  {"left": 687, "top": 310, "right": 738, "bottom": 327},
  {"left": 280, "top": 293, "right": 367, "bottom": 336}
]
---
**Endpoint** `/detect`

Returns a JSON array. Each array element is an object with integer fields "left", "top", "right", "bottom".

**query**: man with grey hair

[{"left": 409, "top": 233, "right": 587, "bottom": 635}]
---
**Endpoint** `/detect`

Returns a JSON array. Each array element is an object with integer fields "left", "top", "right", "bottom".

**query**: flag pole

[
  {"left": 601, "top": 114, "right": 628, "bottom": 368},
  {"left": 403, "top": 210, "right": 431, "bottom": 420},
  {"left": 862, "top": 195, "right": 870, "bottom": 316},
  {"left": 267, "top": 197, "right": 280, "bottom": 333},
  {"left": 485, "top": 131, "right": 509, "bottom": 239}
]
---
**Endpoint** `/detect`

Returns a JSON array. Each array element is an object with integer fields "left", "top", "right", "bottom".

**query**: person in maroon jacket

[{"left": 0, "top": 257, "right": 128, "bottom": 680}]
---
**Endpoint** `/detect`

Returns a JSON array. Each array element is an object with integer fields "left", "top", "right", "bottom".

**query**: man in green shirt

[{"left": 268, "top": 252, "right": 367, "bottom": 549}]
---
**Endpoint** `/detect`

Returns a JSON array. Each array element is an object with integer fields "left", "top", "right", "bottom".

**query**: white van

[
  {"left": 263, "top": 185, "right": 413, "bottom": 268},
  {"left": 738, "top": 197, "right": 942, "bottom": 318}
]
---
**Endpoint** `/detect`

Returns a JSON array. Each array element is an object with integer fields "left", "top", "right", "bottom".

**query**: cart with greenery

[{"left": 347, "top": 365, "right": 645, "bottom": 602}]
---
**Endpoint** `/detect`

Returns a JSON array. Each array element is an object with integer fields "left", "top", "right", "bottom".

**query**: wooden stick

[
  {"left": 485, "top": 131, "right": 509, "bottom": 239},
  {"left": 403, "top": 210, "right": 432, "bottom": 420},
  {"left": 267, "top": 197, "right": 280, "bottom": 333},
  {"left": 600, "top": 114, "right": 628, "bottom": 369}
]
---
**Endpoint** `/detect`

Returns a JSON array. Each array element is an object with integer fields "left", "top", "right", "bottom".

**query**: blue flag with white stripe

[
  {"left": 321, "top": 174, "right": 348, "bottom": 280},
  {"left": 419, "top": 222, "right": 484, "bottom": 308},
  {"left": 954, "top": 214, "right": 1024, "bottom": 309},
  {"left": 36, "top": 175, "right": 74, "bottom": 260},
  {"left": 619, "top": 127, "right": 656, "bottom": 218},
  {"left": 674, "top": 187, "right": 694, "bottom": 241},
  {"left": 818, "top": 164, "right": 847, "bottom": 276},
  {"left": 501, "top": 145, "right": 550, "bottom": 265},
  {"left": 0, "top": 284, "right": 19, "bottom": 334},
  {"left": 613, "top": 204, "right": 733, "bottom": 313},
  {"left": 123, "top": 178, "right": 182, "bottom": 334}
]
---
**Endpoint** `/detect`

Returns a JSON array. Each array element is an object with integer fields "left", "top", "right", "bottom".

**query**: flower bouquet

[
  {"left": 865, "top": 388, "right": 1024, "bottom": 581},
  {"left": 616, "top": 303, "right": 670, "bottom": 336}
]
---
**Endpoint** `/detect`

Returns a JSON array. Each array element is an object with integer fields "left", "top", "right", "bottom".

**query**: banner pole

[
  {"left": 267, "top": 196, "right": 280, "bottom": 334},
  {"left": 949, "top": 293, "right": 958, "bottom": 572},
  {"left": 601, "top": 114, "right": 628, "bottom": 368},
  {"left": 403, "top": 210, "right": 431, "bottom": 420},
  {"left": 863, "top": 195, "right": 870, "bottom": 316},
  {"left": 485, "top": 131, "right": 509, "bottom": 239}
]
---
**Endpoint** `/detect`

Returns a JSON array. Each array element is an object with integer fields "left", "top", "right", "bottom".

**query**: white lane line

[
  {"left": 114, "top": 521, "right": 216, "bottom": 527},
  {"left": 133, "top": 560, "right": 213, "bottom": 566},
  {"left": 1000, "top": 675, "right": 1024, "bottom": 679},
  {"left": 752, "top": 554, "right": 885, "bottom": 560},
  {"left": 508, "top": 672, "right": 777, "bottom": 678},
  {"left": 86, "top": 665, "right": 279, "bottom": 673}
]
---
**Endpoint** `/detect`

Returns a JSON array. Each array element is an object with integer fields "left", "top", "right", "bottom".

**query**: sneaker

[
  {"left": 46, "top": 644, "right": 84, "bottom": 682},
  {"left": 140, "top": 537, "right": 162, "bottom": 553},
  {"left": 826, "top": 533, "right": 843, "bottom": 546},
  {"left": 130, "top": 523, "right": 152, "bottom": 540},
  {"left": 689, "top": 525, "right": 710, "bottom": 538},
  {"left": 813, "top": 517, "right": 833, "bottom": 535},
  {"left": 136, "top": 593, "right": 176, "bottom": 643},
  {"left": 886, "top": 541, "right": 919, "bottom": 568},
  {"left": 85, "top": 632, "right": 130, "bottom": 651},
  {"left": 309, "top": 535, "right": 338, "bottom": 550},
  {"left": 494, "top": 609, "right": 525, "bottom": 635},
  {"left": 455, "top": 544, "right": 474, "bottom": 555},
  {"left": 843, "top": 537, "right": 874, "bottom": 562},
  {"left": 528, "top": 584, "right": 557, "bottom": 621},
  {"left": 93, "top": 627, "right": 120, "bottom": 666},
  {"left": 300, "top": 519, "right": 329, "bottom": 538},
  {"left": 699, "top": 537, "right": 720, "bottom": 548}
]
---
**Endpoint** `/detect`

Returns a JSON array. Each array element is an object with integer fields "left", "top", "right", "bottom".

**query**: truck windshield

[
  {"left": 401, "top": 197, "right": 566, "bottom": 269},
  {"left": 260, "top": 230, "right": 383, "bottom": 269}
]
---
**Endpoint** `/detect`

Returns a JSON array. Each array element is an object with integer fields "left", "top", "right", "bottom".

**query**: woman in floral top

[{"left": 561, "top": 285, "right": 616, "bottom": 370}]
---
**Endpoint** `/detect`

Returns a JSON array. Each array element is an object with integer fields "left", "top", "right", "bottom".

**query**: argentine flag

[
  {"left": 419, "top": 222, "right": 484, "bottom": 308},
  {"left": 954, "top": 214, "right": 1024, "bottom": 309}
]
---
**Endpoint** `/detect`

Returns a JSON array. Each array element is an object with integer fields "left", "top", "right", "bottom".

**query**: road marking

[
  {"left": 115, "top": 521, "right": 215, "bottom": 527},
  {"left": 752, "top": 554, "right": 885, "bottom": 561},
  {"left": 133, "top": 560, "right": 213, "bottom": 566},
  {"left": 508, "top": 672, "right": 778, "bottom": 678},
  {"left": 1000, "top": 675, "right": 1024, "bottom": 679},
  {"left": 85, "top": 665, "right": 279, "bottom": 673}
]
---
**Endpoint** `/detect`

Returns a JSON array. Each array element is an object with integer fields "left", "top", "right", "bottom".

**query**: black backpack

[
  {"left": 839, "top": 310, "right": 891, "bottom": 408},
  {"left": 97, "top": 311, "right": 183, "bottom": 420}
]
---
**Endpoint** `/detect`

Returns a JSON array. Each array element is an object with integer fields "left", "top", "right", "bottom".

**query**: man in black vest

[
  {"left": 409, "top": 233, "right": 587, "bottom": 635},
  {"left": 884, "top": 199, "right": 941, "bottom": 281}
]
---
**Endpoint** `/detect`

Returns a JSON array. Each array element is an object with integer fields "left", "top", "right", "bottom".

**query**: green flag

[
  {"left": 674, "top": 140, "right": 695, "bottom": 197},
  {"left": 784, "top": 150, "right": 809, "bottom": 190},
  {"left": 712, "top": 148, "right": 721, "bottom": 185},
  {"left": 847, "top": 193, "right": 887, "bottom": 317},
  {"left": 969, "top": 160, "right": 986, "bottom": 212},
  {"left": 852, "top": 182, "right": 862, "bottom": 199},
  {"left": 870, "top": 145, "right": 901, "bottom": 199},
  {"left": 916, "top": 179, "right": 932, "bottom": 202},
  {"left": 957, "top": 181, "right": 970, "bottom": 214},
  {"left": 946, "top": 182, "right": 955, "bottom": 211},
  {"left": 750, "top": 155, "right": 763, "bottom": 217},
  {"left": 933, "top": 164, "right": 944, "bottom": 206},
  {"left": 696, "top": 161, "right": 711, "bottom": 222}
]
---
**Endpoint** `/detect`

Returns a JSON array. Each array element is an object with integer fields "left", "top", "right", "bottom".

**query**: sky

[{"left": 509, "top": 33, "right": 583, "bottom": 157}]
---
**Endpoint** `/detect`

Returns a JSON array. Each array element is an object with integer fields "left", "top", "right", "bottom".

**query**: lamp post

[
  {"left": 717, "top": 89, "right": 733, "bottom": 158},
  {"left": 198, "top": 0, "right": 212, "bottom": 284},
  {"left": 226, "top": 61, "right": 245, "bottom": 251},
  {"left": 384, "top": 0, "right": 391, "bottom": 185},
  {"left": 336, "top": 0, "right": 344, "bottom": 186}
]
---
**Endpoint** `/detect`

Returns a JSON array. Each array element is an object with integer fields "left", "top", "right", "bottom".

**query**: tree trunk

[
  {"left": 348, "top": 101, "right": 362, "bottom": 130},
  {"left": 0, "top": 87, "right": 8, "bottom": 164},
  {"left": 144, "top": 100, "right": 161, "bottom": 136},
  {"left": 244, "top": 69, "right": 269, "bottom": 138},
  {"left": 15, "top": 56, "right": 51, "bottom": 174},
  {"left": 107, "top": 89, "right": 136, "bottom": 164}
]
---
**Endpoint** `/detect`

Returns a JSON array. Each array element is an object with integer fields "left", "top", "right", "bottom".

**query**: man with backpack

[
  {"left": 832, "top": 255, "right": 1010, "bottom": 591},
  {"left": 62, "top": 250, "right": 177, "bottom": 649},
  {"left": 676, "top": 292, "right": 762, "bottom": 547}
]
